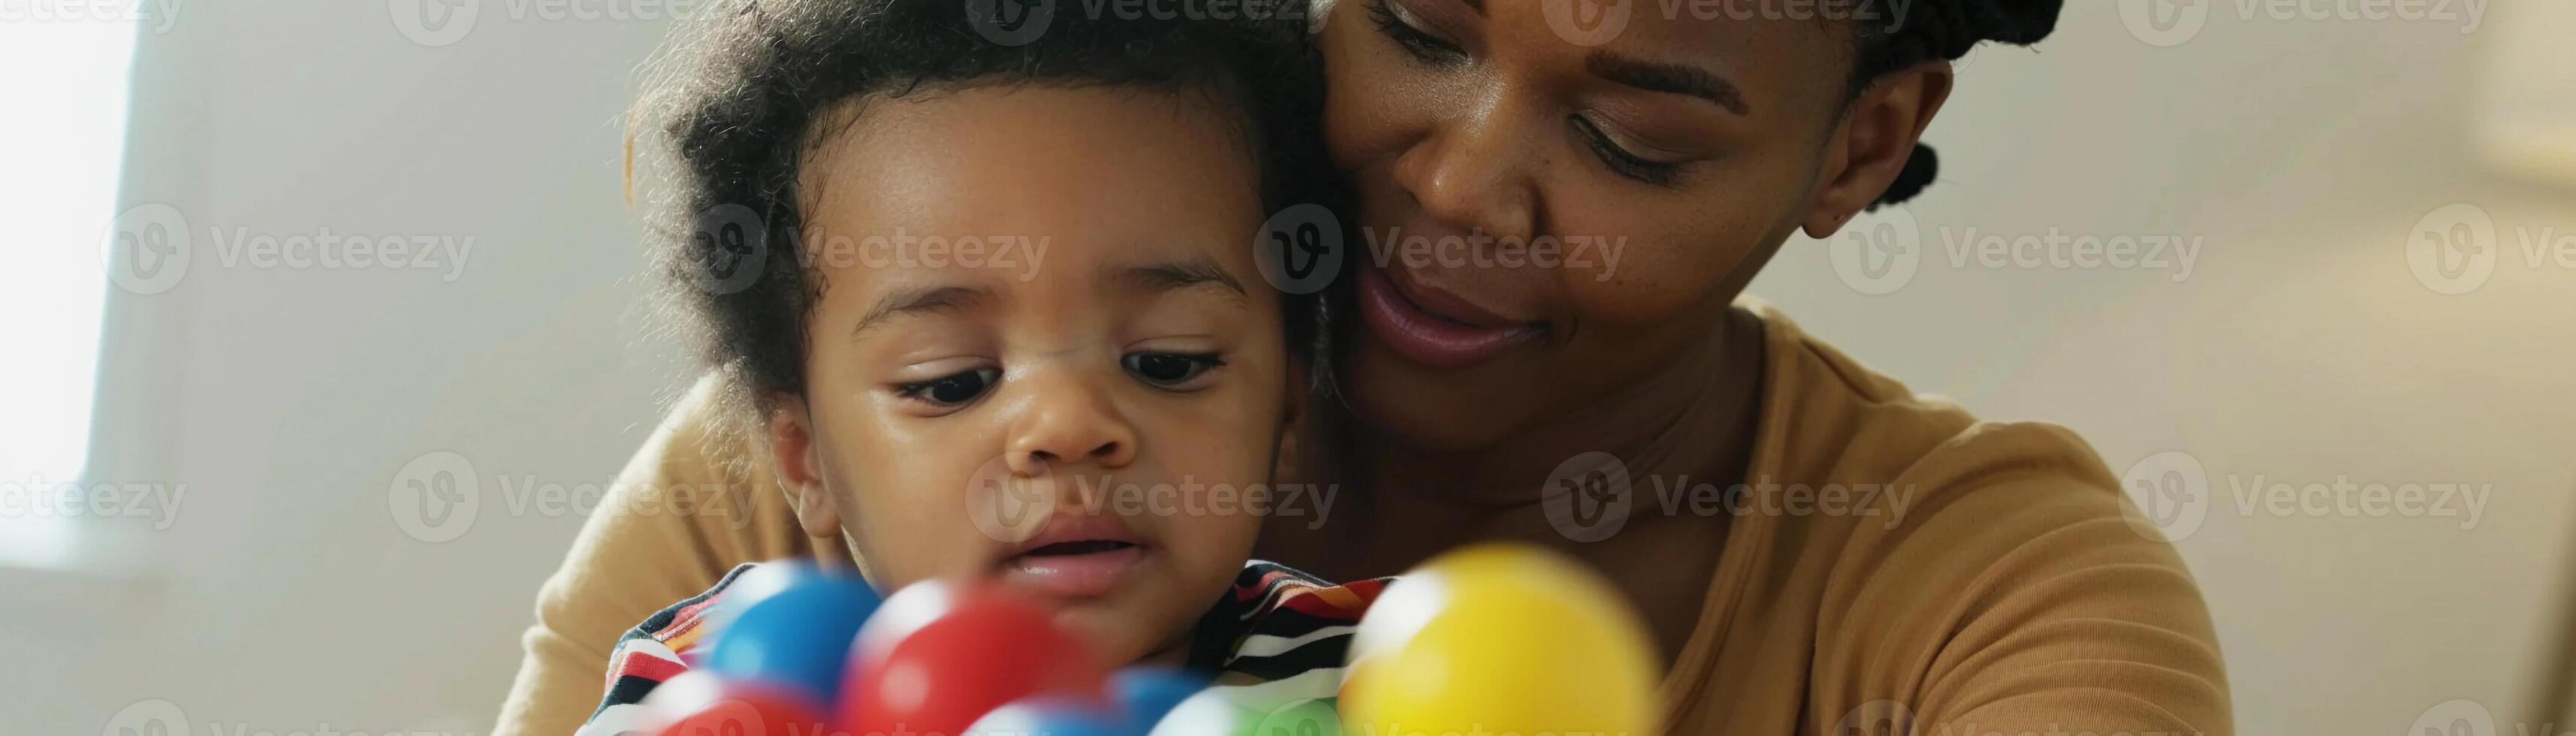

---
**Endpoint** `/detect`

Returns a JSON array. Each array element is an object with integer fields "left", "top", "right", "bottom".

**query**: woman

[{"left": 496, "top": 1, "right": 2229, "bottom": 734}]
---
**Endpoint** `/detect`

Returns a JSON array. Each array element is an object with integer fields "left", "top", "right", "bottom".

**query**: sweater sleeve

[
  {"left": 1809, "top": 422, "right": 2233, "bottom": 736},
  {"left": 491, "top": 377, "right": 819, "bottom": 736}
]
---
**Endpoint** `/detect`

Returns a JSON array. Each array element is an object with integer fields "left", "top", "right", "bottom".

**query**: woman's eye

[
  {"left": 1573, "top": 115, "right": 1686, "bottom": 188},
  {"left": 896, "top": 367, "right": 1000, "bottom": 407},
  {"left": 1123, "top": 351, "right": 1224, "bottom": 390},
  {"left": 1366, "top": 0, "right": 1466, "bottom": 65}
]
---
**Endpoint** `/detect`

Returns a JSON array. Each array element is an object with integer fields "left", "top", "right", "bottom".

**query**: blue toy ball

[
  {"left": 701, "top": 566, "right": 882, "bottom": 704},
  {"left": 965, "top": 696, "right": 1130, "bottom": 736},
  {"left": 1110, "top": 667, "right": 1209, "bottom": 727}
]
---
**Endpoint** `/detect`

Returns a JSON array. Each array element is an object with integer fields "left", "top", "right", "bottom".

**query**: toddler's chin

[{"left": 1050, "top": 596, "right": 1188, "bottom": 668}]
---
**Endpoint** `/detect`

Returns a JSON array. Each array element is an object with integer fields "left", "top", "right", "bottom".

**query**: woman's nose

[
  {"left": 1003, "top": 368, "right": 1138, "bottom": 476},
  {"left": 1391, "top": 107, "right": 1539, "bottom": 243}
]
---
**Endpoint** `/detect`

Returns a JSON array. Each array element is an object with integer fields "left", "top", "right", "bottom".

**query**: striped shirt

[{"left": 579, "top": 561, "right": 1386, "bottom": 734}]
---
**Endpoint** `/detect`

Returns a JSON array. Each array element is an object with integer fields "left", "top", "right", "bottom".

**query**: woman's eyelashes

[
  {"left": 1366, "top": 0, "right": 1465, "bottom": 65},
  {"left": 1573, "top": 114, "right": 1688, "bottom": 187},
  {"left": 1362, "top": 0, "right": 1689, "bottom": 187}
]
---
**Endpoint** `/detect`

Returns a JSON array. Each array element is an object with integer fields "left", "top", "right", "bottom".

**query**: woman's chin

[{"left": 1343, "top": 340, "right": 1540, "bottom": 454}]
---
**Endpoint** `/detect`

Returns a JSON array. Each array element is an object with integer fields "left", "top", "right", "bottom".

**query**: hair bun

[
  {"left": 1914, "top": 0, "right": 2065, "bottom": 59},
  {"left": 1872, "top": 143, "right": 1938, "bottom": 210},
  {"left": 1974, "top": 0, "right": 2065, "bottom": 45}
]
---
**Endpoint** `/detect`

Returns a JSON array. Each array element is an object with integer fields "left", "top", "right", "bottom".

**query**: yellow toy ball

[{"left": 1341, "top": 544, "right": 1663, "bottom": 736}]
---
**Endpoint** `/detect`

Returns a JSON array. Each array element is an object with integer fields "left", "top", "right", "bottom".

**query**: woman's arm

[
  {"left": 1811, "top": 425, "right": 2233, "bottom": 736},
  {"left": 490, "top": 376, "right": 825, "bottom": 736}
]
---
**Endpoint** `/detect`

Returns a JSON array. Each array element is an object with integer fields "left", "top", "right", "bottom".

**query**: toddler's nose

[{"left": 1003, "top": 368, "right": 1137, "bottom": 475}]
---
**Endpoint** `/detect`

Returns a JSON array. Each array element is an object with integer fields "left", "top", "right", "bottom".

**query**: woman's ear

[
  {"left": 765, "top": 399, "right": 843, "bottom": 541},
  {"left": 1802, "top": 61, "right": 1955, "bottom": 239}
]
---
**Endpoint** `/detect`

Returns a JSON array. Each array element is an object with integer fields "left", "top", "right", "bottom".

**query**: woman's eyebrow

[
  {"left": 849, "top": 284, "right": 991, "bottom": 340},
  {"left": 1114, "top": 255, "right": 1248, "bottom": 305},
  {"left": 1586, "top": 50, "right": 1752, "bottom": 116}
]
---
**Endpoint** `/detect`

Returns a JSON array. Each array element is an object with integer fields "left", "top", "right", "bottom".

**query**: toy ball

[
  {"left": 840, "top": 580, "right": 1108, "bottom": 736},
  {"left": 1341, "top": 544, "right": 1661, "bottom": 736},
  {"left": 1110, "top": 667, "right": 1208, "bottom": 726},
  {"left": 701, "top": 567, "right": 882, "bottom": 704},
  {"left": 1253, "top": 698, "right": 1341, "bottom": 736},
  {"left": 1144, "top": 689, "right": 1259, "bottom": 736},
  {"left": 703, "top": 562, "right": 825, "bottom": 629},
  {"left": 964, "top": 695, "right": 1130, "bottom": 736},
  {"left": 643, "top": 671, "right": 832, "bottom": 736}
]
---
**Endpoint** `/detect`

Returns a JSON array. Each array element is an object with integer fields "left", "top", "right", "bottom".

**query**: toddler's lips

[{"left": 999, "top": 541, "right": 1149, "bottom": 599}]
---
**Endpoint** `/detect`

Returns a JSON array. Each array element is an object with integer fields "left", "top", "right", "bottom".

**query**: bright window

[{"left": 0, "top": 6, "right": 141, "bottom": 567}]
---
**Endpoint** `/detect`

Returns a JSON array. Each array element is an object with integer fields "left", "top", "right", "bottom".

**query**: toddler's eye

[
  {"left": 897, "top": 367, "right": 1000, "bottom": 407},
  {"left": 1123, "top": 351, "right": 1223, "bottom": 390}
]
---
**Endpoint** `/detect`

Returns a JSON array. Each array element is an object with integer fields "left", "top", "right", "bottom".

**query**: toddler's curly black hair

[{"left": 633, "top": 0, "right": 1338, "bottom": 421}]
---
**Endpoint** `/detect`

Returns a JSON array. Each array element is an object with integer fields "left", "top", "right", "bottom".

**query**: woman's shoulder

[
  {"left": 1742, "top": 300, "right": 2115, "bottom": 493},
  {"left": 1671, "top": 303, "right": 2228, "bottom": 734}
]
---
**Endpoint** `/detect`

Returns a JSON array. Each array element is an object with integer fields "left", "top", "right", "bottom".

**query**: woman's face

[{"left": 1316, "top": 0, "right": 1900, "bottom": 449}]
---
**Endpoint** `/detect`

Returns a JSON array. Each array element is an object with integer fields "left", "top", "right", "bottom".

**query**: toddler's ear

[{"left": 766, "top": 400, "right": 843, "bottom": 541}]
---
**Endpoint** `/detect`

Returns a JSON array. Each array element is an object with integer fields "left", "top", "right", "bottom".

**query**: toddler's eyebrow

[
  {"left": 849, "top": 285, "right": 991, "bottom": 340},
  {"left": 1115, "top": 256, "right": 1247, "bottom": 305}
]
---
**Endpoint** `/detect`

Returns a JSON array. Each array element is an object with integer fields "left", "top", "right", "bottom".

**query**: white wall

[
  {"left": 1754, "top": 4, "right": 2576, "bottom": 734},
  {"left": 2, "top": 2, "right": 2567, "bottom": 735}
]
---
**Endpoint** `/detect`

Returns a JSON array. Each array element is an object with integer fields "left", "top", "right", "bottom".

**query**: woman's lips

[
  {"left": 998, "top": 542, "right": 1148, "bottom": 600},
  {"left": 1359, "top": 263, "right": 1544, "bottom": 369}
]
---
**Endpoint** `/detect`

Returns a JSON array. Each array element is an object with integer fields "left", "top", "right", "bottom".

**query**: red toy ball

[
  {"left": 839, "top": 581, "right": 1109, "bottom": 736},
  {"left": 646, "top": 671, "right": 832, "bottom": 736}
]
